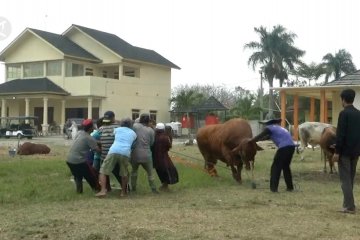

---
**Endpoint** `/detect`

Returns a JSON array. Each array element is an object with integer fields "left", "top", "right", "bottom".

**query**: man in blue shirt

[
  {"left": 96, "top": 118, "right": 137, "bottom": 198},
  {"left": 253, "top": 118, "right": 295, "bottom": 192}
]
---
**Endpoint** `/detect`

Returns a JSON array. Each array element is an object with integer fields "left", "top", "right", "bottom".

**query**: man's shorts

[{"left": 100, "top": 153, "right": 129, "bottom": 177}]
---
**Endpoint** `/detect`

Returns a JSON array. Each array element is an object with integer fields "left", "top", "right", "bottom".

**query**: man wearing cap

[
  {"left": 98, "top": 111, "right": 122, "bottom": 191},
  {"left": 96, "top": 118, "right": 137, "bottom": 198},
  {"left": 252, "top": 118, "right": 295, "bottom": 192},
  {"left": 131, "top": 113, "right": 157, "bottom": 193},
  {"left": 66, "top": 119, "right": 101, "bottom": 193}
]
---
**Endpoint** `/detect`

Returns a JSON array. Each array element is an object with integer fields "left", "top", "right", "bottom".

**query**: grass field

[{"left": 0, "top": 141, "right": 359, "bottom": 240}]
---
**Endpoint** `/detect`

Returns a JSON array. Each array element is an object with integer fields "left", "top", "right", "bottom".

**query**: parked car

[{"left": 0, "top": 116, "right": 38, "bottom": 139}]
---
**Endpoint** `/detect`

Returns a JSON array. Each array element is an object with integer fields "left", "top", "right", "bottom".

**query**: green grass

[{"left": 0, "top": 143, "right": 360, "bottom": 240}]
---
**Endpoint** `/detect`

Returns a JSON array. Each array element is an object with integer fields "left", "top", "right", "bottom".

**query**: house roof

[
  {"left": 0, "top": 78, "right": 69, "bottom": 96},
  {"left": 196, "top": 96, "right": 228, "bottom": 111},
  {"left": 71, "top": 24, "right": 180, "bottom": 69},
  {"left": 323, "top": 70, "right": 360, "bottom": 86},
  {"left": 29, "top": 28, "right": 101, "bottom": 62},
  {"left": 171, "top": 96, "right": 228, "bottom": 113}
]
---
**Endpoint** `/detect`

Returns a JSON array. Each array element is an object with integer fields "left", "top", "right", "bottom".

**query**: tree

[
  {"left": 172, "top": 84, "right": 237, "bottom": 108},
  {"left": 294, "top": 62, "right": 325, "bottom": 86},
  {"left": 244, "top": 25, "right": 305, "bottom": 119},
  {"left": 170, "top": 89, "right": 204, "bottom": 144},
  {"left": 320, "top": 49, "right": 356, "bottom": 83},
  {"left": 230, "top": 88, "right": 261, "bottom": 120}
]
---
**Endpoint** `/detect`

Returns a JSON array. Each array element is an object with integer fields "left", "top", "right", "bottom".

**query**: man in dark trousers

[
  {"left": 252, "top": 118, "right": 295, "bottom": 192},
  {"left": 332, "top": 89, "right": 360, "bottom": 214}
]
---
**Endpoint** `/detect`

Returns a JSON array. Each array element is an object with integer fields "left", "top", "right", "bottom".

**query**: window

[
  {"left": 85, "top": 68, "right": 93, "bottom": 76},
  {"left": 102, "top": 70, "right": 107, "bottom": 78},
  {"left": 65, "top": 62, "right": 84, "bottom": 77},
  {"left": 123, "top": 66, "right": 140, "bottom": 78},
  {"left": 7, "top": 64, "right": 21, "bottom": 79},
  {"left": 150, "top": 110, "right": 157, "bottom": 122},
  {"left": 132, "top": 109, "right": 140, "bottom": 121},
  {"left": 47, "top": 61, "right": 62, "bottom": 76},
  {"left": 24, "top": 62, "right": 44, "bottom": 77}
]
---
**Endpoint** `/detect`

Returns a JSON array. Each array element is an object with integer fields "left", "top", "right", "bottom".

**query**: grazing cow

[
  {"left": 297, "top": 122, "right": 332, "bottom": 160},
  {"left": 196, "top": 118, "right": 263, "bottom": 183},
  {"left": 17, "top": 142, "right": 51, "bottom": 155},
  {"left": 319, "top": 126, "right": 337, "bottom": 173}
]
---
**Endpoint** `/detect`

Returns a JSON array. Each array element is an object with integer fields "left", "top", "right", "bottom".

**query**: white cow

[{"left": 297, "top": 122, "right": 332, "bottom": 160}]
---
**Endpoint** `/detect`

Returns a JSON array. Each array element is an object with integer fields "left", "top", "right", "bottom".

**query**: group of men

[
  {"left": 66, "top": 111, "right": 178, "bottom": 198},
  {"left": 65, "top": 89, "right": 360, "bottom": 214}
]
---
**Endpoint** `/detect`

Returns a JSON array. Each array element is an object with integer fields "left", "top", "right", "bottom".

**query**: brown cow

[
  {"left": 17, "top": 142, "right": 51, "bottom": 155},
  {"left": 196, "top": 118, "right": 263, "bottom": 183},
  {"left": 319, "top": 126, "right": 337, "bottom": 173}
]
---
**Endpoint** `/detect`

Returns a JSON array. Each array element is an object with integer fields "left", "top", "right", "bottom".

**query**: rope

[
  {"left": 170, "top": 149, "right": 303, "bottom": 191},
  {"left": 169, "top": 149, "right": 233, "bottom": 171}
]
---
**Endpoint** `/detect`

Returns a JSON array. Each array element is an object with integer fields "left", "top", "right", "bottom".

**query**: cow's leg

[
  {"left": 235, "top": 160, "right": 243, "bottom": 183},
  {"left": 204, "top": 157, "right": 218, "bottom": 177},
  {"left": 329, "top": 155, "right": 335, "bottom": 174},
  {"left": 323, "top": 151, "right": 327, "bottom": 173},
  {"left": 229, "top": 164, "right": 240, "bottom": 183},
  {"left": 221, "top": 147, "right": 241, "bottom": 182}
]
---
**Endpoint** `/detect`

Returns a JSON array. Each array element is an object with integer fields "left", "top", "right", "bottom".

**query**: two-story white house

[{"left": 0, "top": 24, "right": 180, "bottom": 134}]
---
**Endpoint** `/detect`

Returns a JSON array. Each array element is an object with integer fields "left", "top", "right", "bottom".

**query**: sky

[{"left": 0, "top": 0, "right": 359, "bottom": 92}]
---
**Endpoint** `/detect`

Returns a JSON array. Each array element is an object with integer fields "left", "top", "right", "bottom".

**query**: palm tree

[
  {"left": 320, "top": 49, "right": 356, "bottom": 83},
  {"left": 295, "top": 62, "right": 325, "bottom": 86},
  {"left": 170, "top": 90, "right": 204, "bottom": 144},
  {"left": 244, "top": 25, "right": 305, "bottom": 119}
]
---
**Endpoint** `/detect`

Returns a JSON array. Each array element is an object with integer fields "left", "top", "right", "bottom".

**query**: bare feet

[{"left": 95, "top": 191, "right": 107, "bottom": 198}]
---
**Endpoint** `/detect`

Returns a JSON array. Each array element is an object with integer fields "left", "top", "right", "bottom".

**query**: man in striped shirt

[{"left": 98, "top": 111, "right": 121, "bottom": 191}]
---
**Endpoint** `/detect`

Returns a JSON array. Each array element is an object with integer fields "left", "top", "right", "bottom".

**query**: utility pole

[{"left": 259, "top": 70, "right": 264, "bottom": 121}]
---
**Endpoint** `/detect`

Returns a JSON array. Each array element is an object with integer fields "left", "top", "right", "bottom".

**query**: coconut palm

[
  {"left": 244, "top": 25, "right": 305, "bottom": 119},
  {"left": 320, "top": 49, "right": 356, "bottom": 83}
]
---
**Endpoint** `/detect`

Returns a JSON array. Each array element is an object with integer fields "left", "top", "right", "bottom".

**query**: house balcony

[{"left": 63, "top": 76, "right": 120, "bottom": 97}]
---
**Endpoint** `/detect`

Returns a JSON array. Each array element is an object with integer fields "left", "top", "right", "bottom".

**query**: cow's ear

[
  {"left": 256, "top": 144, "right": 264, "bottom": 151},
  {"left": 250, "top": 138, "right": 263, "bottom": 151}
]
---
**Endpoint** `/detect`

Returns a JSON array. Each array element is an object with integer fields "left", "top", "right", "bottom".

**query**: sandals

[{"left": 338, "top": 208, "right": 355, "bottom": 214}]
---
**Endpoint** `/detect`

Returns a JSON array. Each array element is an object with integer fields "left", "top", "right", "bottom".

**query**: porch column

[
  {"left": 87, "top": 97, "right": 93, "bottom": 119},
  {"left": 293, "top": 94, "right": 299, "bottom": 140},
  {"left": 60, "top": 99, "right": 66, "bottom": 134},
  {"left": 1, "top": 99, "right": 6, "bottom": 126},
  {"left": 280, "top": 90, "right": 286, "bottom": 128},
  {"left": 324, "top": 99, "right": 328, "bottom": 123},
  {"left": 41, "top": 97, "right": 49, "bottom": 135},
  {"left": 118, "top": 64, "right": 123, "bottom": 80},
  {"left": 310, "top": 97, "right": 315, "bottom": 122},
  {"left": 1, "top": 99, "right": 6, "bottom": 117},
  {"left": 320, "top": 90, "right": 326, "bottom": 123},
  {"left": 25, "top": 98, "right": 30, "bottom": 123}
]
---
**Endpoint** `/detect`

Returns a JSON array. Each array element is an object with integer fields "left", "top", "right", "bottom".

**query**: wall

[{"left": 4, "top": 32, "right": 63, "bottom": 63}]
